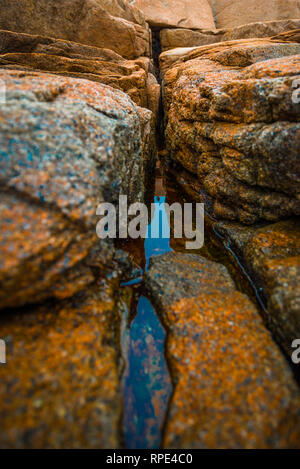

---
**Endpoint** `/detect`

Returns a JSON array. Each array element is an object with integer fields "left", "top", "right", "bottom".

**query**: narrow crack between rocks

[
  {"left": 118, "top": 31, "right": 300, "bottom": 442},
  {"left": 119, "top": 149, "right": 297, "bottom": 448}
]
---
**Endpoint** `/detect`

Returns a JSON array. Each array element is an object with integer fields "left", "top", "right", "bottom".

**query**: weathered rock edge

[
  {"left": 145, "top": 252, "right": 300, "bottom": 449},
  {"left": 162, "top": 39, "right": 300, "bottom": 224},
  {"left": 0, "top": 69, "right": 149, "bottom": 309},
  {"left": 0, "top": 30, "right": 160, "bottom": 116},
  {"left": 0, "top": 0, "right": 151, "bottom": 59}
]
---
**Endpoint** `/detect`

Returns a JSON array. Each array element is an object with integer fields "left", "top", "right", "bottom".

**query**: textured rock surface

[
  {"left": 145, "top": 252, "right": 300, "bottom": 449},
  {"left": 97, "top": 0, "right": 146, "bottom": 25},
  {"left": 130, "top": 0, "right": 215, "bottom": 30},
  {"left": 210, "top": 0, "right": 300, "bottom": 29},
  {"left": 0, "top": 69, "right": 147, "bottom": 309},
  {"left": 271, "top": 28, "right": 300, "bottom": 43},
  {"left": 0, "top": 30, "right": 159, "bottom": 113},
  {"left": 160, "top": 19, "right": 300, "bottom": 51},
  {"left": 160, "top": 36, "right": 300, "bottom": 72},
  {"left": 0, "top": 0, "right": 151, "bottom": 59},
  {"left": 137, "top": 106, "right": 157, "bottom": 192},
  {"left": 0, "top": 280, "right": 125, "bottom": 448},
  {"left": 162, "top": 39, "right": 300, "bottom": 224},
  {"left": 215, "top": 219, "right": 300, "bottom": 356},
  {"left": 160, "top": 47, "right": 198, "bottom": 74}
]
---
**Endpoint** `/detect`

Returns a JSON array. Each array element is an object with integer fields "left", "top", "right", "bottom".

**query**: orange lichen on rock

[
  {"left": 215, "top": 218, "right": 300, "bottom": 355},
  {"left": 160, "top": 21, "right": 300, "bottom": 52},
  {"left": 0, "top": 30, "right": 159, "bottom": 113},
  {"left": 162, "top": 38, "right": 300, "bottom": 224},
  {"left": 0, "top": 0, "right": 151, "bottom": 59},
  {"left": 146, "top": 252, "right": 300, "bottom": 448},
  {"left": 0, "top": 280, "right": 124, "bottom": 448}
]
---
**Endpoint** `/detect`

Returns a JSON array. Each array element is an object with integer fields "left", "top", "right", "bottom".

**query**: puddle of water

[
  {"left": 121, "top": 162, "right": 174, "bottom": 449},
  {"left": 122, "top": 295, "right": 172, "bottom": 449},
  {"left": 120, "top": 158, "right": 274, "bottom": 449}
]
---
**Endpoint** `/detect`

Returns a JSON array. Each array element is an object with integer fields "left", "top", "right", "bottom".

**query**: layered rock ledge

[
  {"left": 0, "top": 30, "right": 160, "bottom": 115},
  {"left": 0, "top": 0, "right": 151, "bottom": 59},
  {"left": 215, "top": 218, "right": 300, "bottom": 357},
  {"left": 160, "top": 19, "right": 300, "bottom": 51},
  {"left": 162, "top": 38, "right": 300, "bottom": 224}
]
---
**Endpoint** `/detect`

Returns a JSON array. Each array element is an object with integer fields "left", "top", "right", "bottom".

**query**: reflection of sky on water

[
  {"left": 145, "top": 196, "right": 172, "bottom": 271},
  {"left": 123, "top": 197, "right": 172, "bottom": 449},
  {"left": 123, "top": 296, "right": 172, "bottom": 449}
]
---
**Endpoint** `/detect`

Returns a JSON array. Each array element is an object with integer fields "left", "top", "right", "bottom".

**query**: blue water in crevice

[
  {"left": 122, "top": 195, "right": 173, "bottom": 449},
  {"left": 121, "top": 196, "right": 172, "bottom": 287},
  {"left": 122, "top": 296, "right": 172, "bottom": 449},
  {"left": 145, "top": 196, "right": 172, "bottom": 271}
]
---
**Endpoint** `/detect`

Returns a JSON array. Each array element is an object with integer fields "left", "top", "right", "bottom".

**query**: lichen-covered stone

[
  {"left": 160, "top": 36, "right": 300, "bottom": 73},
  {"left": 0, "top": 69, "right": 146, "bottom": 309},
  {"left": 0, "top": 30, "right": 159, "bottom": 113},
  {"left": 215, "top": 219, "right": 300, "bottom": 357},
  {"left": 0, "top": 280, "right": 125, "bottom": 448},
  {"left": 162, "top": 39, "right": 300, "bottom": 224},
  {"left": 145, "top": 252, "right": 300, "bottom": 449},
  {"left": 0, "top": 0, "right": 151, "bottom": 59}
]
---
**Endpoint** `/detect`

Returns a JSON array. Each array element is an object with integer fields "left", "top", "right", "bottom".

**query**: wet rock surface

[
  {"left": 162, "top": 39, "right": 300, "bottom": 224},
  {"left": 0, "top": 69, "right": 146, "bottom": 309},
  {"left": 0, "top": 0, "right": 151, "bottom": 59},
  {"left": 160, "top": 19, "right": 300, "bottom": 51},
  {"left": 0, "top": 30, "right": 160, "bottom": 113},
  {"left": 145, "top": 252, "right": 300, "bottom": 448},
  {"left": 0, "top": 280, "right": 124, "bottom": 448}
]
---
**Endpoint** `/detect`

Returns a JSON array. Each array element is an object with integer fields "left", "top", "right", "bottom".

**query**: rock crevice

[{"left": 0, "top": 2, "right": 299, "bottom": 450}]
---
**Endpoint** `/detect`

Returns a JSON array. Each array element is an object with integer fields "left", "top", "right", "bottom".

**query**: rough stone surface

[
  {"left": 160, "top": 36, "right": 300, "bottom": 72},
  {"left": 137, "top": 106, "right": 157, "bottom": 192},
  {"left": 271, "top": 28, "right": 300, "bottom": 43},
  {"left": 97, "top": 0, "right": 147, "bottom": 26},
  {"left": 145, "top": 252, "right": 300, "bottom": 449},
  {"left": 0, "top": 30, "right": 159, "bottom": 113},
  {"left": 0, "top": 69, "right": 146, "bottom": 309},
  {"left": 160, "top": 20, "right": 300, "bottom": 51},
  {"left": 0, "top": 280, "right": 125, "bottom": 448},
  {"left": 130, "top": 0, "right": 215, "bottom": 30},
  {"left": 215, "top": 219, "right": 300, "bottom": 356},
  {"left": 162, "top": 39, "right": 300, "bottom": 224},
  {"left": 210, "top": 0, "right": 300, "bottom": 29},
  {"left": 0, "top": 0, "right": 151, "bottom": 59},
  {"left": 160, "top": 47, "right": 198, "bottom": 74}
]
